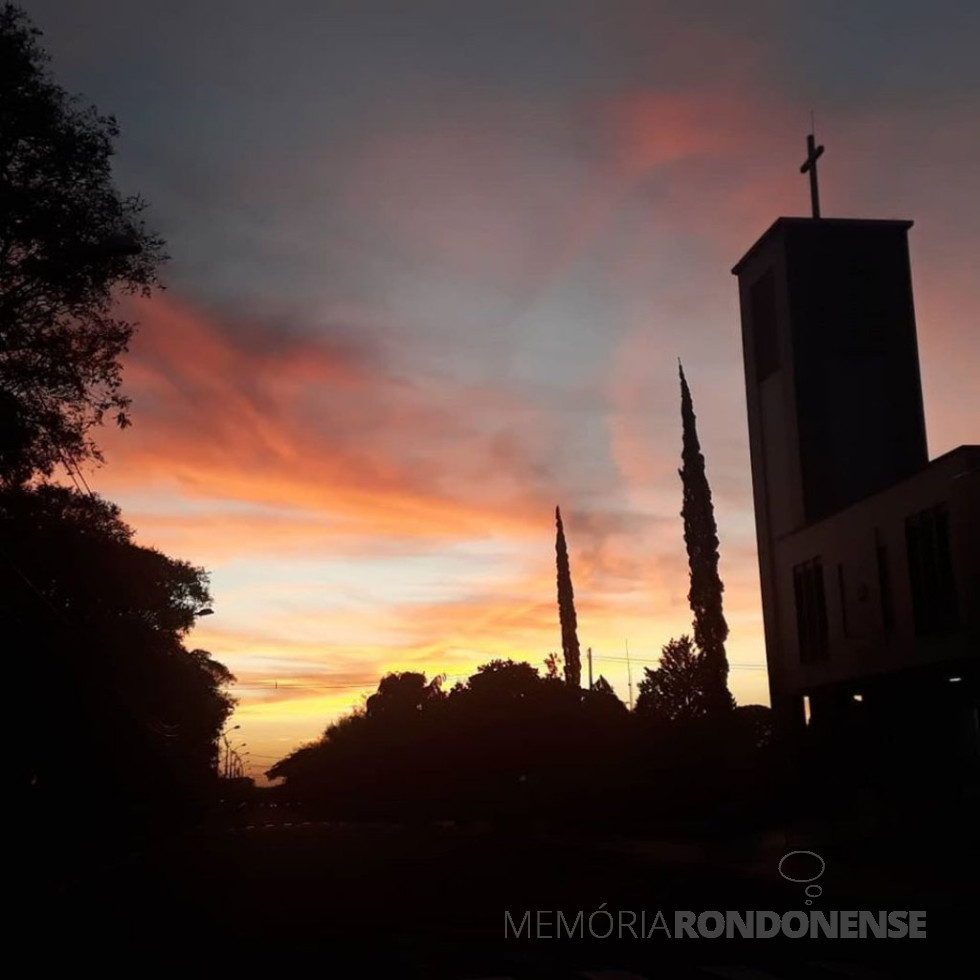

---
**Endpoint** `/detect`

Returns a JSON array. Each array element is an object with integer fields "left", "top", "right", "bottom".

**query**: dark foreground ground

[{"left": 21, "top": 803, "right": 979, "bottom": 977}]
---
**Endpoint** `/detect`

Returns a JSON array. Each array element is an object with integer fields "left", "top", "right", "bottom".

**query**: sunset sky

[{"left": 30, "top": 1, "right": 979, "bottom": 778}]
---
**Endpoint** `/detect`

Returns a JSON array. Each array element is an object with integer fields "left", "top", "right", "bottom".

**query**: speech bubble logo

[{"left": 778, "top": 850, "right": 826, "bottom": 905}]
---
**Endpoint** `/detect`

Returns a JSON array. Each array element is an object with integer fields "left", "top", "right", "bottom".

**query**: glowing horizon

[{"left": 31, "top": 0, "right": 978, "bottom": 780}]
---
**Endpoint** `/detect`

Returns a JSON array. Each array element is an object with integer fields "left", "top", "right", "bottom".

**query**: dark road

[{"left": 25, "top": 811, "right": 974, "bottom": 977}]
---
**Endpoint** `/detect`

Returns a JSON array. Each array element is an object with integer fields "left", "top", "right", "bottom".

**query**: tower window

[
  {"left": 793, "top": 557, "right": 829, "bottom": 663},
  {"left": 905, "top": 503, "right": 958, "bottom": 635},
  {"left": 750, "top": 270, "right": 780, "bottom": 381}
]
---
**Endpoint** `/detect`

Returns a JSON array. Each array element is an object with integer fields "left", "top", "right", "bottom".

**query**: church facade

[{"left": 732, "top": 212, "right": 978, "bottom": 774}]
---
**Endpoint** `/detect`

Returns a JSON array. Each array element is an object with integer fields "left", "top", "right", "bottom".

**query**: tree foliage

[
  {"left": 365, "top": 671, "right": 445, "bottom": 721},
  {"left": 678, "top": 362, "right": 732, "bottom": 714},
  {"left": 555, "top": 505, "right": 581, "bottom": 688},
  {"left": 0, "top": 3, "right": 166, "bottom": 486},
  {"left": 635, "top": 635, "right": 709, "bottom": 724},
  {"left": 3, "top": 484, "right": 234, "bottom": 820},
  {"left": 267, "top": 656, "right": 774, "bottom": 829}
]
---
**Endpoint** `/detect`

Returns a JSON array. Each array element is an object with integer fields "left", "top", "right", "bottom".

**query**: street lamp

[
  {"left": 225, "top": 740, "right": 245, "bottom": 776},
  {"left": 219, "top": 725, "right": 241, "bottom": 777},
  {"left": 230, "top": 747, "right": 250, "bottom": 779}
]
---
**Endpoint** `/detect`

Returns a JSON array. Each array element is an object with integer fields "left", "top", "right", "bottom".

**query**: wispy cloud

[{"left": 39, "top": 0, "right": 976, "bottom": 778}]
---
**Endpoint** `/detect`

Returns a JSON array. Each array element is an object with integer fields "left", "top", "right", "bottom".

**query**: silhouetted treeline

[
  {"left": 4, "top": 485, "right": 235, "bottom": 837},
  {"left": 269, "top": 660, "right": 774, "bottom": 832},
  {"left": 2, "top": 6, "right": 236, "bottom": 850}
]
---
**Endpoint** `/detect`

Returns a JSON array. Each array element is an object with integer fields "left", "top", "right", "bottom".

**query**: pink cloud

[{"left": 95, "top": 293, "right": 561, "bottom": 543}]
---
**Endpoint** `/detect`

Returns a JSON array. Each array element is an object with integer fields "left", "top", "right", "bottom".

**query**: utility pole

[
  {"left": 626, "top": 639, "right": 633, "bottom": 711},
  {"left": 587, "top": 647, "right": 593, "bottom": 690}
]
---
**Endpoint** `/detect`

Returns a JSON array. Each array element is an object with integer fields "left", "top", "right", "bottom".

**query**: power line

[
  {"left": 230, "top": 658, "right": 769, "bottom": 698},
  {"left": 233, "top": 682, "right": 379, "bottom": 691},
  {"left": 231, "top": 671, "right": 477, "bottom": 693},
  {"left": 593, "top": 654, "right": 766, "bottom": 670}
]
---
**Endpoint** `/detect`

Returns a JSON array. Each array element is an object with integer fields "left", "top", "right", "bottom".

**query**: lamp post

[
  {"left": 226, "top": 740, "right": 247, "bottom": 779},
  {"left": 219, "top": 724, "right": 240, "bottom": 777}
]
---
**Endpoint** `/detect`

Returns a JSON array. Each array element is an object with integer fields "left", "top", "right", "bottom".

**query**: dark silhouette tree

[
  {"left": 583, "top": 674, "right": 628, "bottom": 720},
  {"left": 555, "top": 506, "right": 581, "bottom": 688},
  {"left": 0, "top": 4, "right": 166, "bottom": 487},
  {"left": 267, "top": 652, "right": 773, "bottom": 828},
  {"left": 678, "top": 361, "right": 733, "bottom": 713},
  {"left": 365, "top": 671, "right": 445, "bottom": 721},
  {"left": 635, "top": 635, "right": 708, "bottom": 724},
  {"left": 731, "top": 703, "right": 773, "bottom": 750},
  {"left": 3, "top": 484, "right": 233, "bottom": 823},
  {"left": 593, "top": 675, "right": 615, "bottom": 696},
  {"left": 466, "top": 658, "right": 544, "bottom": 703}
]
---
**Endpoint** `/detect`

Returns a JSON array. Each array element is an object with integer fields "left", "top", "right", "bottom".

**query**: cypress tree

[
  {"left": 555, "top": 506, "right": 582, "bottom": 688},
  {"left": 678, "top": 362, "right": 733, "bottom": 713}
]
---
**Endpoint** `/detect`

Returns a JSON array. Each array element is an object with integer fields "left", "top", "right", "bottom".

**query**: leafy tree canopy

[
  {"left": 678, "top": 363, "right": 732, "bottom": 712},
  {"left": 365, "top": 671, "right": 445, "bottom": 720},
  {"left": 635, "top": 635, "right": 723, "bottom": 725},
  {"left": 3, "top": 484, "right": 233, "bottom": 807},
  {"left": 2, "top": 483, "right": 210, "bottom": 635},
  {"left": 1, "top": 3, "right": 166, "bottom": 486}
]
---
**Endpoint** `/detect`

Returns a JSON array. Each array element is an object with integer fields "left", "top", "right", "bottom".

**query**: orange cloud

[{"left": 96, "top": 293, "right": 562, "bottom": 546}]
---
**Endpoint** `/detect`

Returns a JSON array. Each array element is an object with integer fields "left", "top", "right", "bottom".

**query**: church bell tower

[{"left": 732, "top": 135, "right": 930, "bottom": 723}]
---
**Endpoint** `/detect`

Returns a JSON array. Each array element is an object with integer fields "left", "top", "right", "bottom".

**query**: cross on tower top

[{"left": 800, "top": 132, "right": 825, "bottom": 219}]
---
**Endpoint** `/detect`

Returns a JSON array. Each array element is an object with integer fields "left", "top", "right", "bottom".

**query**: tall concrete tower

[{"left": 732, "top": 213, "right": 930, "bottom": 729}]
